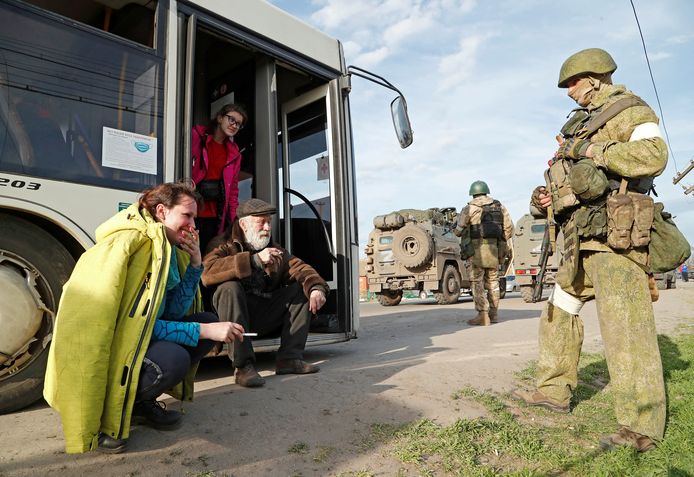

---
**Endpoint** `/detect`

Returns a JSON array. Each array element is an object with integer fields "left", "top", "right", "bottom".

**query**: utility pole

[{"left": 673, "top": 158, "right": 694, "bottom": 195}]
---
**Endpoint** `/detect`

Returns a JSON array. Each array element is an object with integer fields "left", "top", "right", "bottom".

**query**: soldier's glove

[{"left": 555, "top": 137, "right": 591, "bottom": 160}]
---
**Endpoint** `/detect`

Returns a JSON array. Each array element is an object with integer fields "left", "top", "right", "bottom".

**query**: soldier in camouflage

[
  {"left": 455, "top": 181, "right": 514, "bottom": 326},
  {"left": 514, "top": 48, "right": 667, "bottom": 452}
]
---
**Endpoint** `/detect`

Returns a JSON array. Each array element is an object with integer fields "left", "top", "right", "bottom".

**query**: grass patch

[
  {"left": 287, "top": 441, "right": 310, "bottom": 455},
  {"left": 370, "top": 330, "right": 694, "bottom": 476}
]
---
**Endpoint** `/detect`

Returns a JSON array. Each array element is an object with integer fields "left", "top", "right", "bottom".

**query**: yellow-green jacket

[{"left": 44, "top": 204, "right": 201, "bottom": 453}]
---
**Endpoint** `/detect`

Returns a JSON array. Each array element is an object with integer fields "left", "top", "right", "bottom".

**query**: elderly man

[{"left": 201, "top": 198, "right": 328, "bottom": 387}]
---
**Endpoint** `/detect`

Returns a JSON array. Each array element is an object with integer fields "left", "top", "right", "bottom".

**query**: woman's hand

[
  {"left": 199, "top": 321, "right": 245, "bottom": 343},
  {"left": 180, "top": 226, "right": 202, "bottom": 267}
]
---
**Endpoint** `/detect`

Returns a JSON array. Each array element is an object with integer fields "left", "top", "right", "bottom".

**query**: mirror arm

[{"left": 347, "top": 65, "right": 404, "bottom": 97}]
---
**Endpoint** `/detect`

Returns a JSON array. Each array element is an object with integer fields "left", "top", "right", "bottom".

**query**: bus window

[
  {"left": 20, "top": 0, "right": 157, "bottom": 48},
  {"left": 0, "top": 1, "right": 164, "bottom": 191}
]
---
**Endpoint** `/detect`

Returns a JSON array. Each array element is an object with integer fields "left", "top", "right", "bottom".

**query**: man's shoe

[
  {"left": 468, "top": 312, "right": 490, "bottom": 326},
  {"left": 235, "top": 363, "right": 266, "bottom": 387},
  {"left": 599, "top": 426, "right": 656, "bottom": 452},
  {"left": 489, "top": 309, "right": 499, "bottom": 323},
  {"left": 132, "top": 400, "right": 182, "bottom": 430},
  {"left": 275, "top": 359, "right": 320, "bottom": 375},
  {"left": 511, "top": 388, "right": 570, "bottom": 413},
  {"left": 97, "top": 433, "right": 128, "bottom": 454}
]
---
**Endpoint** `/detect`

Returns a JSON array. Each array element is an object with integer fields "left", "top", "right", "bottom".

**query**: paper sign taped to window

[{"left": 102, "top": 127, "right": 157, "bottom": 174}]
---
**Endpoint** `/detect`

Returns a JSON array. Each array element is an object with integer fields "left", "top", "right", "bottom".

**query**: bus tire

[
  {"left": 520, "top": 285, "right": 534, "bottom": 303},
  {"left": 392, "top": 224, "right": 433, "bottom": 269},
  {"left": 435, "top": 265, "right": 461, "bottom": 305},
  {"left": 376, "top": 290, "right": 402, "bottom": 306},
  {"left": 0, "top": 214, "right": 75, "bottom": 414}
]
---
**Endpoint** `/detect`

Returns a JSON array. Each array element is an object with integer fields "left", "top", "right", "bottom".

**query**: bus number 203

[{"left": 0, "top": 177, "right": 41, "bottom": 191}]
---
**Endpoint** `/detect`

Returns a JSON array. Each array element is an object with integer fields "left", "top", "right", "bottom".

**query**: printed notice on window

[{"left": 102, "top": 127, "right": 158, "bottom": 174}]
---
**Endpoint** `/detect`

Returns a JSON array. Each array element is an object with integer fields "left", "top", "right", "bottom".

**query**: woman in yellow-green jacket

[{"left": 44, "top": 182, "right": 245, "bottom": 454}]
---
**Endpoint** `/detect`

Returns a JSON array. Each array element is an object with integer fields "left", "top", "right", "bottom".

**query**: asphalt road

[{"left": 1, "top": 285, "right": 692, "bottom": 476}]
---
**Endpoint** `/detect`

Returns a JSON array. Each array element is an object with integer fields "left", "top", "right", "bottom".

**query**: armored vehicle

[
  {"left": 364, "top": 207, "right": 507, "bottom": 306},
  {"left": 512, "top": 213, "right": 563, "bottom": 302}
]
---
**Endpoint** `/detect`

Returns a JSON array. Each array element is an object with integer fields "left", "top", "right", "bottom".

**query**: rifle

[{"left": 532, "top": 203, "right": 555, "bottom": 303}]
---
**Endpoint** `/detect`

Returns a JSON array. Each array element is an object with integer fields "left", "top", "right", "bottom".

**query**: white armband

[
  {"left": 629, "top": 122, "right": 662, "bottom": 141},
  {"left": 548, "top": 282, "right": 584, "bottom": 315}
]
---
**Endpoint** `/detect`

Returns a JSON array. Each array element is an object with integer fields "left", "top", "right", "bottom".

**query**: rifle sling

[{"left": 581, "top": 96, "right": 646, "bottom": 138}]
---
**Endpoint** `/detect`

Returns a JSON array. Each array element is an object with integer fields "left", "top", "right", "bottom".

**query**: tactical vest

[
  {"left": 470, "top": 200, "right": 504, "bottom": 240},
  {"left": 549, "top": 95, "right": 654, "bottom": 238},
  {"left": 549, "top": 94, "right": 659, "bottom": 287}
]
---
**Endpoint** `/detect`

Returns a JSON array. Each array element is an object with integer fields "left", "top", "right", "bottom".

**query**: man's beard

[{"left": 243, "top": 223, "right": 271, "bottom": 251}]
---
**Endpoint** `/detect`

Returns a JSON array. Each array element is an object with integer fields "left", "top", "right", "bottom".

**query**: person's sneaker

[
  {"left": 599, "top": 426, "right": 656, "bottom": 452},
  {"left": 97, "top": 433, "right": 128, "bottom": 454},
  {"left": 275, "top": 359, "right": 320, "bottom": 375},
  {"left": 235, "top": 363, "right": 266, "bottom": 387},
  {"left": 468, "top": 312, "right": 491, "bottom": 326},
  {"left": 511, "top": 388, "right": 570, "bottom": 413},
  {"left": 132, "top": 400, "right": 182, "bottom": 430}
]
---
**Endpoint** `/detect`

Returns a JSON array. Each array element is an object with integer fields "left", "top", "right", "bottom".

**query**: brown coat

[{"left": 201, "top": 221, "right": 329, "bottom": 298}]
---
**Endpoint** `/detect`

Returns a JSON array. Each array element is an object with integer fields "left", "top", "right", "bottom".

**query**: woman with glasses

[{"left": 192, "top": 103, "right": 248, "bottom": 253}]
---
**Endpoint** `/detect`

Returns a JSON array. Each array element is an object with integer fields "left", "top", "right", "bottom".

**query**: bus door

[{"left": 280, "top": 85, "right": 345, "bottom": 334}]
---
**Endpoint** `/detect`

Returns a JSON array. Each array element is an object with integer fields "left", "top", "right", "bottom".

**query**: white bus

[{"left": 0, "top": 0, "right": 412, "bottom": 413}]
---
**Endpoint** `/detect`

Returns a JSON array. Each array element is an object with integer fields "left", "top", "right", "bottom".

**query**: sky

[{"left": 268, "top": 0, "right": 694, "bottom": 257}]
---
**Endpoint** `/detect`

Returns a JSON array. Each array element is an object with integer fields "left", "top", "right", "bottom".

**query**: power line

[{"left": 629, "top": 0, "right": 678, "bottom": 173}]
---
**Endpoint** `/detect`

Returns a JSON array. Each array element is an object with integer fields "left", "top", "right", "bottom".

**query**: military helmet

[
  {"left": 469, "top": 180, "right": 490, "bottom": 196},
  {"left": 558, "top": 48, "right": 617, "bottom": 88}
]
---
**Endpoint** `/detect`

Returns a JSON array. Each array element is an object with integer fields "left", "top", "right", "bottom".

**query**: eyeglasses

[{"left": 224, "top": 115, "right": 244, "bottom": 129}]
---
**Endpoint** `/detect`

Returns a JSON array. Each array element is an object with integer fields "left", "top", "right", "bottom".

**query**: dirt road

[{"left": 1, "top": 285, "right": 692, "bottom": 477}]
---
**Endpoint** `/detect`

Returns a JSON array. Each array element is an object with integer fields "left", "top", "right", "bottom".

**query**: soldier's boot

[
  {"left": 467, "top": 311, "right": 490, "bottom": 326},
  {"left": 489, "top": 307, "right": 498, "bottom": 323},
  {"left": 511, "top": 388, "right": 570, "bottom": 413},
  {"left": 599, "top": 427, "right": 656, "bottom": 452}
]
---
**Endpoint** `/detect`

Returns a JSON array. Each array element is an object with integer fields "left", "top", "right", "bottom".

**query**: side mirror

[
  {"left": 390, "top": 95, "right": 413, "bottom": 149},
  {"left": 347, "top": 66, "right": 414, "bottom": 148}
]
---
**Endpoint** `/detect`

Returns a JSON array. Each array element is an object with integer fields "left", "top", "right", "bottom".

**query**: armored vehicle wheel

[
  {"left": 499, "top": 278, "right": 507, "bottom": 299},
  {"left": 435, "top": 265, "right": 461, "bottom": 305},
  {"left": 376, "top": 290, "right": 403, "bottom": 306},
  {"left": 392, "top": 224, "right": 433, "bottom": 268},
  {"left": 0, "top": 214, "right": 75, "bottom": 414},
  {"left": 520, "top": 285, "right": 534, "bottom": 303}
]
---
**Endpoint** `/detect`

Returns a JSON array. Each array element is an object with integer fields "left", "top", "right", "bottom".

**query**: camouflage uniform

[
  {"left": 535, "top": 81, "right": 668, "bottom": 441},
  {"left": 455, "top": 195, "right": 514, "bottom": 323}
]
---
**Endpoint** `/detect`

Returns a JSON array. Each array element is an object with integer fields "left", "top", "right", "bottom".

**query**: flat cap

[{"left": 237, "top": 198, "right": 277, "bottom": 218}]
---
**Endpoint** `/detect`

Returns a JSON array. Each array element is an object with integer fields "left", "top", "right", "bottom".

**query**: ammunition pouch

[
  {"left": 606, "top": 184, "right": 654, "bottom": 250},
  {"left": 569, "top": 159, "right": 608, "bottom": 202},
  {"left": 574, "top": 203, "right": 607, "bottom": 239},
  {"left": 545, "top": 159, "right": 579, "bottom": 217}
]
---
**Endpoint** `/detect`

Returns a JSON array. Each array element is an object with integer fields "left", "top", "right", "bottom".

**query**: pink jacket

[{"left": 191, "top": 124, "right": 242, "bottom": 233}]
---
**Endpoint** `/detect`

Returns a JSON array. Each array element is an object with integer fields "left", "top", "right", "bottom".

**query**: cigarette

[{"left": 243, "top": 332, "right": 258, "bottom": 337}]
